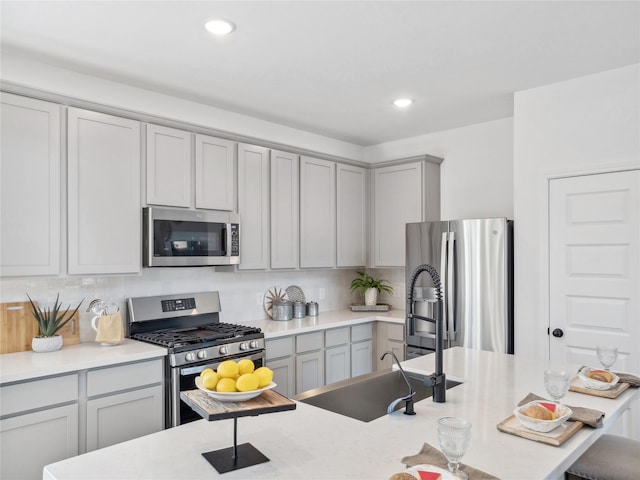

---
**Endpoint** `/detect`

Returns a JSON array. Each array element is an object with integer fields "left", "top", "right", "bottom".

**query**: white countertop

[
  {"left": 0, "top": 340, "right": 167, "bottom": 384},
  {"left": 43, "top": 347, "right": 639, "bottom": 480},
  {"left": 245, "top": 308, "right": 405, "bottom": 338}
]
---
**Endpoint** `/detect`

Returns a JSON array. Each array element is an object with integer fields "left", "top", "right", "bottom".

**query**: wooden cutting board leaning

[{"left": 0, "top": 301, "right": 80, "bottom": 354}]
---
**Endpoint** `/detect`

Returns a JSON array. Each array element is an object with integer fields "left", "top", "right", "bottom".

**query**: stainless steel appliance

[
  {"left": 126, "top": 291, "right": 264, "bottom": 427},
  {"left": 143, "top": 207, "right": 240, "bottom": 267},
  {"left": 406, "top": 218, "right": 514, "bottom": 357}
]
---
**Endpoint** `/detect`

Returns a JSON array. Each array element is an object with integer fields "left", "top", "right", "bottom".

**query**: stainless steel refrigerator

[{"left": 405, "top": 218, "right": 514, "bottom": 358}]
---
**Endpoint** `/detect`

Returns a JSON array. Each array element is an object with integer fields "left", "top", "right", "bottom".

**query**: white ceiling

[{"left": 1, "top": 1, "right": 639, "bottom": 146}]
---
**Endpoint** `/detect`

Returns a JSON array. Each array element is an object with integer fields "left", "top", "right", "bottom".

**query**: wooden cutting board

[{"left": 0, "top": 301, "right": 80, "bottom": 354}]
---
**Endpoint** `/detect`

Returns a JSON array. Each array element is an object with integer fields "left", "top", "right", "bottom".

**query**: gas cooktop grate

[{"left": 131, "top": 323, "right": 262, "bottom": 348}]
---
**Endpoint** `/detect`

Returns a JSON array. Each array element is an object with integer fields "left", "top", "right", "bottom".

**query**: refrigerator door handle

[
  {"left": 447, "top": 231, "right": 456, "bottom": 343},
  {"left": 440, "top": 231, "right": 448, "bottom": 339}
]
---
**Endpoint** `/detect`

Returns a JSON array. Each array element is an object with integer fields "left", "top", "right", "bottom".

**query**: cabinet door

[
  {"left": 377, "top": 322, "right": 405, "bottom": 369},
  {"left": 195, "top": 134, "right": 235, "bottom": 211},
  {"left": 237, "top": 143, "right": 269, "bottom": 270},
  {"left": 351, "top": 340, "right": 373, "bottom": 377},
  {"left": 300, "top": 157, "right": 336, "bottom": 268},
  {"left": 373, "top": 162, "right": 423, "bottom": 267},
  {"left": 86, "top": 385, "right": 163, "bottom": 451},
  {"left": 146, "top": 124, "right": 192, "bottom": 207},
  {"left": 295, "top": 350, "right": 324, "bottom": 394},
  {"left": 0, "top": 93, "right": 61, "bottom": 276},
  {"left": 67, "top": 108, "right": 141, "bottom": 274},
  {"left": 270, "top": 150, "right": 299, "bottom": 269},
  {"left": 337, "top": 164, "right": 366, "bottom": 267},
  {"left": 325, "top": 345, "right": 350, "bottom": 385},
  {"left": 267, "top": 356, "right": 295, "bottom": 398},
  {"left": 0, "top": 404, "right": 78, "bottom": 480}
]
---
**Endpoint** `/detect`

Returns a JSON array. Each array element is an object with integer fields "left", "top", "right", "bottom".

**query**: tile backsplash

[{"left": 1, "top": 267, "right": 406, "bottom": 342}]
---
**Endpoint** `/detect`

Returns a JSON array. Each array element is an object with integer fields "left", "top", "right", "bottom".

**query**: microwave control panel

[{"left": 230, "top": 224, "right": 239, "bottom": 256}]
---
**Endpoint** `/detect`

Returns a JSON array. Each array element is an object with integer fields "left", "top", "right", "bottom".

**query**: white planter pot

[
  {"left": 32, "top": 335, "right": 63, "bottom": 353},
  {"left": 364, "top": 288, "right": 378, "bottom": 306}
]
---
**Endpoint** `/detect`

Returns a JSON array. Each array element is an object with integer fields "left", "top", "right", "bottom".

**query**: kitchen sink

[{"left": 294, "top": 369, "right": 461, "bottom": 422}]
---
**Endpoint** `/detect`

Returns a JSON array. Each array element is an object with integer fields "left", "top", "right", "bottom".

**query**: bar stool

[{"left": 565, "top": 434, "right": 640, "bottom": 480}]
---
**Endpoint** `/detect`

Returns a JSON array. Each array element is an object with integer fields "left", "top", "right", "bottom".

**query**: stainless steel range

[{"left": 126, "top": 291, "right": 265, "bottom": 427}]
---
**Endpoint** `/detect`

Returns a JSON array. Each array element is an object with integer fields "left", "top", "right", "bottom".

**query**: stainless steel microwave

[{"left": 143, "top": 207, "right": 239, "bottom": 267}]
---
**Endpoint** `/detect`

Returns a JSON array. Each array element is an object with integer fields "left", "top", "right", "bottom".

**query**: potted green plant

[
  {"left": 350, "top": 271, "right": 393, "bottom": 306},
  {"left": 26, "top": 293, "right": 83, "bottom": 353}
]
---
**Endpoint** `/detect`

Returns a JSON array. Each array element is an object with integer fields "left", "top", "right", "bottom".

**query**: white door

[{"left": 549, "top": 170, "right": 639, "bottom": 437}]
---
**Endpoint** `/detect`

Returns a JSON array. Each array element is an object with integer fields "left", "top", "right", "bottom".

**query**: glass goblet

[
  {"left": 596, "top": 346, "right": 618, "bottom": 371},
  {"left": 437, "top": 417, "right": 472, "bottom": 480},
  {"left": 544, "top": 369, "right": 570, "bottom": 404}
]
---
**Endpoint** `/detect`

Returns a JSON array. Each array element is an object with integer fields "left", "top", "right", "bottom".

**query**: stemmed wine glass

[
  {"left": 437, "top": 417, "right": 472, "bottom": 480},
  {"left": 596, "top": 346, "right": 618, "bottom": 371},
  {"left": 544, "top": 369, "right": 571, "bottom": 404}
]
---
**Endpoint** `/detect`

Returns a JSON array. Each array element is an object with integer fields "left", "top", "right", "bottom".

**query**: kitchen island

[{"left": 43, "top": 347, "right": 639, "bottom": 480}]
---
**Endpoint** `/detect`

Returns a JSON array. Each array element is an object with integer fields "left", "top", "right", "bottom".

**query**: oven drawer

[{"left": 87, "top": 359, "right": 163, "bottom": 397}]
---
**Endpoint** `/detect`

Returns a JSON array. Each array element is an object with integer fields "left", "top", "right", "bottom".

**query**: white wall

[
  {"left": 364, "top": 118, "right": 514, "bottom": 220},
  {"left": 513, "top": 64, "right": 640, "bottom": 360},
  {"left": 0, "top": 52, "right": 364, "bottom": 162}
]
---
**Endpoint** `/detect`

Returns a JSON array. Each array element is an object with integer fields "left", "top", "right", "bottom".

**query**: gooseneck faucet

[
  {"left": 381, "top": 351, "right": 416, "bottom": 415},
  {"left": 407, "top": 264, "right": 446, "bottom": 403}
]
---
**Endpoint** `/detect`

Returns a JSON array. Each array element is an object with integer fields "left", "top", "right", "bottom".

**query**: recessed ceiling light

[
  {"left": 393, "top": 98, "right": 413, "bottom": 108},
  {"left": 205, "top": 19, "right": 236, "bottom": 36}
]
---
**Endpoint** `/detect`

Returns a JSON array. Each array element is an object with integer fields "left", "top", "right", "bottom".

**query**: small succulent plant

[{"left": 26, "top": 293, "right": 83, "bottom": 337}]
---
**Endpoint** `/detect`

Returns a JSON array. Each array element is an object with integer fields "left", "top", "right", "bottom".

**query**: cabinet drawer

[
  {"left": 351, "top": 323, "right": 373, "bottom": 342},
  {"left": 87, "top": 359, "right": 163, "bottom": 397},
  {"left": 296, "top": 331, "right": 324, "bottom": 353},
  {"left": 266, "top": 336, "right": 294, "bottom": 360},
  {"left": 1, "top": 374, "right": 78, "bottom": 416},
  {"left": 325, "top": 327, "right": 350, "bottom": 347},
  {"left": 387, "top": 323, "right": 405, "bottom": 342}
]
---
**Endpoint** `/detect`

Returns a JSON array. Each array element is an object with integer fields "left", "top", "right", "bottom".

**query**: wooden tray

[
  {"left": 497, "top": 415, "right": 583, "bottom": 446},
  {"left": 180, "top": 389, "right": 296, "bottom": 422},
  {"left": 569, "top": 377, "right": 630, "bottom": 399},
  {"left": 350, "top": 304, "right": 390, "bottom": 312}
]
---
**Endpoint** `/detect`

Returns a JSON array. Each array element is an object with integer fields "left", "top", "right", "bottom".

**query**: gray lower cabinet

[
  {"left": 376, "top": 322, "right": 406, "bottom": 369},
  {"left": 0, "top": 358, "right": 163, "bottom": 479},
  {"left": 295, "top": 331, "right": 324, "bottom": 394},
  {"left": 267, "top": 356, "right": 295, "bottom": 398},
  {"left": 325, "top": 326, "right": 351, "bottom": 385},
  {"left": 0, "top": 374, "right": 79, "bottom": 480},
  {"left": 351, "top": 323, "right": 374, "bottom": 377}
]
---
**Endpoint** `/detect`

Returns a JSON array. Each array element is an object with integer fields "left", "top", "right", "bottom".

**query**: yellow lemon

[
  {"left": 200, "top": 368, "right": 215, "bottom": 378},
  {"left": 201, "top": 371, "right": 219, "bottom": 390},
  {"left": 254, "top": 367, "right": 274, "bottom": 388},
  {"left": 216, "top": 377, "right": 237, "bottom": 392},
  {"left": 217, "top": 360, "right": 239, "bottom": 379},
  {"left": 236, "top": 373, "right": 260, "bottom": 392},
  {"left": 238, "top": 359, "right": 255, "bottom": 375}
]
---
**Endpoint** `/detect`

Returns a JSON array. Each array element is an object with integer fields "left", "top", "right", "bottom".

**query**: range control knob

[
  {"left": 185, "top": 352, "right": 196, "bottom": 362},
  {"left": 197, "top": 350, "right": 207, "bottom": 360},
  {"left": 249, "top": 340, "right": 259, "bottom": 349},
  {"left": 219, "top": 346, "right": 229, "bottom": 355},
  {"left": 239, "top": 342, "right": 249, "bottom": 351}
]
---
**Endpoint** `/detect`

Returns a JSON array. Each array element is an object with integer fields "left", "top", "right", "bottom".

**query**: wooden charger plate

[
  {"left": 497, "top": 415, "right": 583, "bottom": 446},
  {"left": 569, "top": 377, "right": 630, "bottom": 399}
]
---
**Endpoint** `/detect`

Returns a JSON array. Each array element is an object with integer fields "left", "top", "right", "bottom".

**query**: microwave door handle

[
  {"left": 224, "top": 223, "right": 231, "bottom": 257},
  {"left": 440, "top": 232, "right": 448, "bottom": 339},
  {"left": 447, "top": 232, "right": 456, "bottom": 344}
]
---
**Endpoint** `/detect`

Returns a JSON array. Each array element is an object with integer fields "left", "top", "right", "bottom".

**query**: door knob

[{"left": 552, "top": 328, "right": 564, "bottom": 338}]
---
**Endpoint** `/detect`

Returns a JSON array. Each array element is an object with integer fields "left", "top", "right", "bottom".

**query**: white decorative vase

[
  {"left": 364, "top": 288, "right": 378, "bottom": 306},
  {"left": 32, "top": 335, "right": 63, "bottom": 353}
]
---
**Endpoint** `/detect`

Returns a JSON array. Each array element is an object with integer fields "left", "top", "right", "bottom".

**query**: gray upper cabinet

[
  {"left": 270, "top": 150, "right": 299, "bottom": 269},
  {"left": 0, "top": 93, "right": 61, "bottom": 276},
  {"left": 337, "top": 164, "right": 367, "bottom": 267},
  {"left": 145, "top": 124, "right": 192, "bottom": 208},
  {"left": 300, "top": 156, "right": 336, "bottom": 268},
  {"left": 67, "top": 108, "right": 141, "bottom": 274},
  {"left": 195, "top": 134, "right": 235, "bottom": 211},
  {"left": 237, "top": 143, "right": 270, "bottom": 270}
]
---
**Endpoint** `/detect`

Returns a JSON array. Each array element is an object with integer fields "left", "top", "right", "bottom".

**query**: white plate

[
  {"left": 406, "top": 464, "right": 457, "bottom": 480},
  {"left": 513, "top": 401, "right": 573, "bottom": 433},
  {"left": 578, "top": 366, "right": 619, "bottom": 391},
  {"left": 195, "top": 376, "right": 277, "bottom": 402}
]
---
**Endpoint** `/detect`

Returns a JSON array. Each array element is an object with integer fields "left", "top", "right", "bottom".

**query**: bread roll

[
  {"left": 587, "top": 370, "right": 613, "bottom": 383},
  {"left": 388, "top": 473, "right": 418, "bottom": 480},
  {"left": 523, "top": 404, "right": 554, "bottom": 420}
]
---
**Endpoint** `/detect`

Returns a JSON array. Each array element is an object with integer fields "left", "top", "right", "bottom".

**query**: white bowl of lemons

[{"left": 196, "top": 359, "right": 276, "bottom": 402}]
